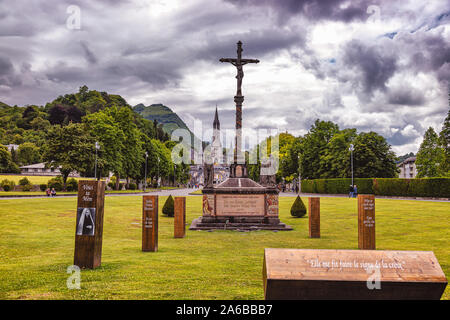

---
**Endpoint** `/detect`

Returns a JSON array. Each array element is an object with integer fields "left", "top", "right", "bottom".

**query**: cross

[
  {"left": 219, "top": 41, "right": 259, "bottom": 170},
  {"left": 220, "top": 41, "right": 259, "bottom": 97}
]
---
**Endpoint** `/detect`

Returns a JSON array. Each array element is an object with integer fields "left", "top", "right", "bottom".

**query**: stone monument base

[
  {"left": 189, "top": 215, "right": 291, "bottom": 231},
  {"left": 189, "top": 177, "right": 292, "bottom": 231}
]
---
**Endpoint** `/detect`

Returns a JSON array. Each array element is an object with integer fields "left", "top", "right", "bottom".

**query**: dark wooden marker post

[
  {"left": 74, "top": 180, "right": 106, "bottom": 269},
  {"left": 142, "top": 195, "right": 158, "bottom": 252},
  {"left": 174, "top": 197, "right": 186, "bottom": 238},
  {"left": 358, "top": 194, "right": 375, "bottom": 250},
  {"left": 308, "top": 197, "right": 320, "bottom": 238}
]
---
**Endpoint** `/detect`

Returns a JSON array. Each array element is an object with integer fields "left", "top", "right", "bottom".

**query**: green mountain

[
  {"left": 0, "top": 101, "right": 11, "bottom": 109},
  {"left": 134, "top": 103, "right": 190, "bottom": 135},
  {"left": 134, "top": 103, "right": 201, "bottom": 150}
]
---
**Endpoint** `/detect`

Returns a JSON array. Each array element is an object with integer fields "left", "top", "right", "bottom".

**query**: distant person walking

[
  {"left": 353, "top": 185, "right": 358, "bottom": 198},
  {"left": 349, "top": 185, "right": 354, "bottom": 198}
]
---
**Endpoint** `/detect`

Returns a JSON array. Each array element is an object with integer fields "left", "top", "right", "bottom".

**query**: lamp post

[
  {"left": 144, "top": 151, "right": 148, "bottom": 192},
  {"left": 349, "top": 144, "right": 354, "bottom": 187},
  {"left": 94, "top": 141, "right": 100, "bottom": 180},
  {"left": 173, "top": 163, "right": 176, "bottom": 187},
  {"left": 297, "top": 154, "right": 301, "bottom": 194},
  {"left": 157, "top": 155, "right": 160, "bottom": 188}
]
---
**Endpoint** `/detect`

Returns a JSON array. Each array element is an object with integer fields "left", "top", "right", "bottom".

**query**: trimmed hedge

[
  {"left": 162, "top": 195, "right": 175, "bottom": 217},
  {"left": 290, "top": 196, "right": 307, "bottom": 218},
  {"left": 301, "top": 177, "right": 450, "bottom": 198},
  {"left": 47, "top": 176, "right": 63, "bottom": 191},
  {"left": 0, "top": 179, "right": 15, "bottom": 191},
  {"left": 66, "top": 178, "right": 78, "bottom": 192},
  {"left": 301, "top": 178, "right": 373, "bottom": 194}
]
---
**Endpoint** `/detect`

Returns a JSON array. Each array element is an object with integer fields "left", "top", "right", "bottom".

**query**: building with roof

[
  {"left": 19, "top": 163, "right": 80, "bottom": 177},
  {"left": 397, "top": 156, "right": 417, "bottom": 178}
]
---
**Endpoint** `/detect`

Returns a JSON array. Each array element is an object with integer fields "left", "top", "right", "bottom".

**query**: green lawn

[
  {"left": 0, "top": 196, "right": 448, "bottom": 300},
  {"left": 0, "top": 190, "right": 149, "bottom": 196},
  {"left": 0, "top": 175, "right": 96, "bottom": 185}
]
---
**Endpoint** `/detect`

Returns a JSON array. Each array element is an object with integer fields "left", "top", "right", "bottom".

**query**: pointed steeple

[{"left": 213, "top": 105, "right": 220, "bottom": 130}]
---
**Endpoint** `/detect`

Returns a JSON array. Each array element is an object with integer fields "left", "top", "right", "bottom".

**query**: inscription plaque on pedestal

[
  {"left": 216, "top": 194, "right": 265, "bottom": 216},
  {"left": 308, "top": 197, "right": 320, "bottom": 238},
  {"left": 174, "top": 197, "right": 186, "bottom": 238},
  {"left": 358, "top": 194, "right": 375, "bottom": 250},
  {"left": 142, "top": 195, "right": 158, "bottom": 252},
  {"left": 263, "top": 248, "right": 448, "bottom": 300},
  {"left": 74, "top": 180, "right": 106, "bottom": 269}
]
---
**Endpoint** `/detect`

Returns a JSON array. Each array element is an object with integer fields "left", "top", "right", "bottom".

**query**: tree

[
  {"left": 108, "top": 106, "right": 144, "bottom": 185},
  {"left": 0, "top": 145, "right": 20, "bottom": 173},
  {"left": 299, "top": 120, "right": 339, "bottom": 179},
  {"left": 85, "top": 113, "right": 123, "bottom": 187},
  {"left": 416, "top": 127, "right": 444, "bottom": 177},
  {"left": 438, "top": 109, "right": 450, "bottom": 176},
  {"left": 320, "top": 128, "right": 357, "bottom": 178},
  {"left": 152, "top": 139, "right": 173, "bottom": 185},
  {"left": 18, "top": 142, "right": 41, "bottom": 165},
  {"left": 352, "top": 131, "right": 398, "bottom": 178},
  {"left": 42, "top": 123, "right": 96, "bottom": 190}
]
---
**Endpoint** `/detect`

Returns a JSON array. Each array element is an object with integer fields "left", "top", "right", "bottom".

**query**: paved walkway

[{"left": 0, "top": 188, "right": 448, "bottom": 202}]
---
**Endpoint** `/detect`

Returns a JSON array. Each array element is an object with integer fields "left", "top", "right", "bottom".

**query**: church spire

[{"left": 213, "top": 105, "right": 220, "bottom": 130}]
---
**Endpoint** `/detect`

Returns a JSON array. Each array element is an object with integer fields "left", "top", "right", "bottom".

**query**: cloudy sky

[{"left": 0, "top": 0, "right": 449, "bottom": 155}]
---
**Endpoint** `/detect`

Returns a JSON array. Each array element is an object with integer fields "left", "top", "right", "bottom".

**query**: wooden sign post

[
  {"left": 358, "top": 194, "right": 375, "bottom": 250},
  {"left": 174, "top": 197, "right": 186, "bottom": 238},
  {"left": 74, "top": 180, "right": 106, "bottom": 269},
  {"left": 263, "top": 248, "right": 448, "bottom": 300},
  {"left": 308, "top": 197, "right": 320, "bottom": 238},
  {"left": 142, "top": 195, "right": 158, "bottom": 252}
]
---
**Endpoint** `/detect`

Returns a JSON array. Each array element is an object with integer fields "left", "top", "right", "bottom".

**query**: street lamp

[
  {"left": 94, "top": 141, "right": 100, "bottom": 180},
  {"left": 144, "top": 151, "right": 148, "bottom": 192},
  {"left": 349, "top": 144, "right": 354, "bottom": 187},
  {"left": 157, "top": 155, "right": 160, "bottom": 188},
  {"left": 297, "top": 154, "right": 301, "bottom": 194},
  {"left": 173, "top": 163, "right": 176, "bottom": 187}
]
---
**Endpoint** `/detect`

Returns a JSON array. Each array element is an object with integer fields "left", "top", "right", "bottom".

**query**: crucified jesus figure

[{"left": 220, "top": 41, "right": 259, "bottom": 97}]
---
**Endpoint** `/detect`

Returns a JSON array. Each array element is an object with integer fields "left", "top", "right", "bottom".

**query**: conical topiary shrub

[
  {"left": 162, "top": 195, "right": 175, "bottom": 217},
  {"left": 290, "top": 196, "right": 307, "bottom": 218}
]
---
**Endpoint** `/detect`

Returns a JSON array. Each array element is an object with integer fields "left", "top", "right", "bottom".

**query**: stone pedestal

[{"left": 189, "top": 177, "right": 292, "bottom": 231}]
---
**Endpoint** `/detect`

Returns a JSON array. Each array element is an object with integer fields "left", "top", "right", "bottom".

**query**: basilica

[{"left": 189, "top": 107, "right": 229, "bottom": 187}]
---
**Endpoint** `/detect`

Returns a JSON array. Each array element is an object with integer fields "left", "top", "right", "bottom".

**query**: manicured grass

[
  {"left": 0, "top": 196, "right": 448, "bottom": 300},
  {"left": 0, "top": 190, "right": 149, "bottom": 196},
  {"left": 0, "top": 175, "right": 96, "bottom": 185}
]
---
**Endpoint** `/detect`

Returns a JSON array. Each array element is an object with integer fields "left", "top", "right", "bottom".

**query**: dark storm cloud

[
  {"left": 388, "top": 128, "right": 421, "bottom": 146},
  {"left": 398, "top": 29, "right": 450, "bottom": 81},
  {"left": 80, "top": 41, "right": 98, "bottom": 64},
  {"left": 387, "top": 86, "right": 425, "bottom": 106},
  {"left": 197, "top": 27, "right": 306, "bottom": 61},
  {"left": 225, "top": 0, "right": 378, "bottom": 23},
  {"left": 0, "top": 55, "right": 21, "bottom": 87},
  {"left": 337, "top": 39, "right": 397, "bottom": 98}
]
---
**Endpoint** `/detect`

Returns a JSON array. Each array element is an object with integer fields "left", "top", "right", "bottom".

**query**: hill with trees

[{"left": 0, "top": 86, "right": 190, "bottom": 190}]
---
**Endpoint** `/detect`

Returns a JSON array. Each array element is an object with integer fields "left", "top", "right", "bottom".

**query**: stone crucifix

[{"left": 220, "top": 41, "right": 259, "bottom": 166}]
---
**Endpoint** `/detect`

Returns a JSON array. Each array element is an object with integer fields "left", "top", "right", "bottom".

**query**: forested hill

[
  {"left": 134, "top": 103, "right": 202, "bottom": 150},
  {"left": 134, "top": 103, "right": 190, "bottom": 135},
  {"left": 0, "top": 86, "right": 194, "bottom": 182}
]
